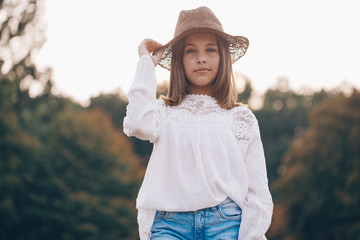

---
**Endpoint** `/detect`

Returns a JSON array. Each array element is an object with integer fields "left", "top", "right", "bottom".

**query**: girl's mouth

[{"left": 195, "top": 68, "right": 210, "bottom": 73}]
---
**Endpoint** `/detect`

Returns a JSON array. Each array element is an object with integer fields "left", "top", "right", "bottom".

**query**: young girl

[{"left": 124, "top": 6, "right": 273, "bottom": 240}]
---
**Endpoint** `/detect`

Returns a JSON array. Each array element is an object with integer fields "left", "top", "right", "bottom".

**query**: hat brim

[{"left": 153, "top": 28, "right": 249, "bottom": 70}]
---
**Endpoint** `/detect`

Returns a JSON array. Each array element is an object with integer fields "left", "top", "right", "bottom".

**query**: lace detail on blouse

[
  {"left": 231, "top": 106, "right": 255, "bottom": 145},
  {"left": 161, "top": 94, "right": 255, "bottom": 145}
]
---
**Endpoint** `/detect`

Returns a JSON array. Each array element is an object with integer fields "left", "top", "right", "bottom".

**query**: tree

[
  {"left": 0, "top": 1, "right": 50, "bottom": 237},
  {"left": 235, "top": 72, "right": 253, "bottom": 105},
  {"left": 255, "top": 76, "right": 346, "bottom": 186},
  {"left": 273, "top": 91, "right": 360, "bottom": 240},
  {"left": 89, "top": 91, "right": 128, "bottom": 129},
  {"left": 89, "top": 92, "right": 153, "bottom": 166},
  {"left": 42, "top": 107, "right": 143, "bottom": 240},
  {"left": 1, "top": 1, "right": 144, "bottom": 239},
  {"left": 0, "top": 0, "right": 45, "bottom": 74},
  {"left": 255, "top": 86, "right": 311, "bottom": 185}
]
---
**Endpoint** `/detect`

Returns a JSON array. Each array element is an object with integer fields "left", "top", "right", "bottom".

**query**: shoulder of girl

[{"left": 231, "top": 105, "right": 257, "bottom": 121}]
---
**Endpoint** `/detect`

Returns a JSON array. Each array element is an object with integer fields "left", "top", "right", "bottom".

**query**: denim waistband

[
  {"left": 157, "top": 197, "right": 236, "bottom": 214},
  {"left": 199, "top": 197, "right": 235, "bottom": 212}
]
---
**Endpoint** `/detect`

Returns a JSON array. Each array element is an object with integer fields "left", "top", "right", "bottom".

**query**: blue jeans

[{"left": 150, "top": 197, "right": 242, "bottom": 239}]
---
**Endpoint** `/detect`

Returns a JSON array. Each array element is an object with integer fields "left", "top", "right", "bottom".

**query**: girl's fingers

[
  {"left": 144, "top": 39, "right": 163, "bottom": 54},
  {"left": 138, "top": 39, "right": 164, "bottom": 66}
]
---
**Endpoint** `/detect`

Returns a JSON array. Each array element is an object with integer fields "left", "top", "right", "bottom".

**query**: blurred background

[{"left": 0, "top": 0, "right": 359, "bottom": 239}]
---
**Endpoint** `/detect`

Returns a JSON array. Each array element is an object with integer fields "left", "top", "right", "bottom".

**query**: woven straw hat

[{"left": 154, "top": 6, "right": 249, "bottom": 70}]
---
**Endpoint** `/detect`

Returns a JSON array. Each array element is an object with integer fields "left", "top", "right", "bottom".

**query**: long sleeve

[
  {"left": 123, "top": 55, "right": 163, "bottom": 143},
  {"left": 238, "top": 118, "right": 274, "bottom": 240}
]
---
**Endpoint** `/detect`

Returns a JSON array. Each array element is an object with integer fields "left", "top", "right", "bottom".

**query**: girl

[{"left": 123, "top": 6, "right": 273, "bottom": 240}]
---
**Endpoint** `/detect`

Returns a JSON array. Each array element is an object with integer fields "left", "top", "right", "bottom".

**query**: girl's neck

[{"left": 189, "top": 85, "right": 212, "bottom": 96}]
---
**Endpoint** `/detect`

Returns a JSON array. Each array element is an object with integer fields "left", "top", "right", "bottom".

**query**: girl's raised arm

[{"left": 123, "top": 39, "right": 164, "bottom": 143}]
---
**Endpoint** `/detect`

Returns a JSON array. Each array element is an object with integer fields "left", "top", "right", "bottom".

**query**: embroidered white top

[{"left": 123, "top": 55, "right": 273, "bottom": 240}]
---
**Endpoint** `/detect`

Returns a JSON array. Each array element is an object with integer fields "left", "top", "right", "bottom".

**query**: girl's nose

[{"left": 197, "top": 55, "right": 206, "bottom": 63}]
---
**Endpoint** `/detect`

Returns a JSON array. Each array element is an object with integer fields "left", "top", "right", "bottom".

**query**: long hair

[{"left": 162, "top": 34, "right": 240, "bottom": 109}]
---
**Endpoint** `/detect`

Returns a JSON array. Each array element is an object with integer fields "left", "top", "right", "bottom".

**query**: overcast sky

[{"left": 34, "top": 0, "right": 360, "bottom": 106}]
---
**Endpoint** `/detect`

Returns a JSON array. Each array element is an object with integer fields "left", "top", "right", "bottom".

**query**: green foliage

[
  {"left": 1, "top": 72, "right": 143, "bottom": 239},
  {"left": 273, "top": 91, "right": 360, "bottom": 240},
  {"left": 89, "top": 92, "right": 128, "bottom": 129},
  {"left": 156, "top": 81, "right": 168, "bottom": 99},
  {"left": 89, "top": 93, "right": 153, "bottom": 166},
  {"left": 237, "top": 76, "right": 253, "bottom": 104},
  {"left": 0, "top": 0, "right": 44, "bottom": 71},
  {"left": 1, "top": 0, "right": 143, "bottom": 239},
  {"left": 42, "top": 107, "right": 143, "bottom": 240},
  {"left": 255, "top": 88, "right": 311, "bottom": 185},
  {"left": 0, "top": 77, "right": 42, "bottom": 240},
  {"left": 255, "top": 81, "right": 346, "bottom": 187}
]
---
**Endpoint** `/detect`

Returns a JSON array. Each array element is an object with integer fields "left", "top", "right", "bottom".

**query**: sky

[{"left": 34, "top": 0, "right": 360, "bottom": 106}]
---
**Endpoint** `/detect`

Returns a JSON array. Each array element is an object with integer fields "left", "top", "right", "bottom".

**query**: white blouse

[{"left": 123, "top": 55, "right": 273, "bottom": 240}]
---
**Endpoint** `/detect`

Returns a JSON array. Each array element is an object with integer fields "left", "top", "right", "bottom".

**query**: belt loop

[{"left": 211, "top": 207, "right": 216, "bottom": 212}]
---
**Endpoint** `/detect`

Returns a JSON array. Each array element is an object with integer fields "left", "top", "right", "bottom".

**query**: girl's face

[{"left": 183, "top": 33, "right": 220, "bottom": 95}]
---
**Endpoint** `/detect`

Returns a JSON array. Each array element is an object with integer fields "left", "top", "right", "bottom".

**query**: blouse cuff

[{"left": 140, "top": 54, "right": 154, "bottom": 67}]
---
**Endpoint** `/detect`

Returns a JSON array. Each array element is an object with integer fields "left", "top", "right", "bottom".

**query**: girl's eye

[
  {"left": 185, "top": 49, "right": 196, "bottom": 54},
  {"left": 207, "top": 48, "right": 217, "bottom": 52}
]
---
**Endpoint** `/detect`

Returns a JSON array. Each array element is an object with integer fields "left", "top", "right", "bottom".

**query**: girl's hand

[{"left": 138, "top": 39, "right": 163, "bottom": 66}]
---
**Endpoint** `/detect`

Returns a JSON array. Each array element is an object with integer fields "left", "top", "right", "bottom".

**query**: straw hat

[{"left": 154, "top": 6, "right": 249, "bottom": 70}]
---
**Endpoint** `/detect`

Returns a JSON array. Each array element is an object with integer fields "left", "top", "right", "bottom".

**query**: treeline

[
  {"left": 1, "top": 67, "right": 143, "bottom": 239},
  {"left": 2, "top": 61, "right": 359, "bottom": 240},
  {"left": 257, "top": 84, "right": 360, "bottom": 240},
  {"left": 0, "top": 0, "right": 142, "bottom": 239},
  {"left": 1, "top": 0, "right": 360, "bottom": 239}
]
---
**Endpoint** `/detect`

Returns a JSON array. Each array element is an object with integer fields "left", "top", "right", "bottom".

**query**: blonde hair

[{"left": 162, "top": 34, "right": 240, "bottom": 109}]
